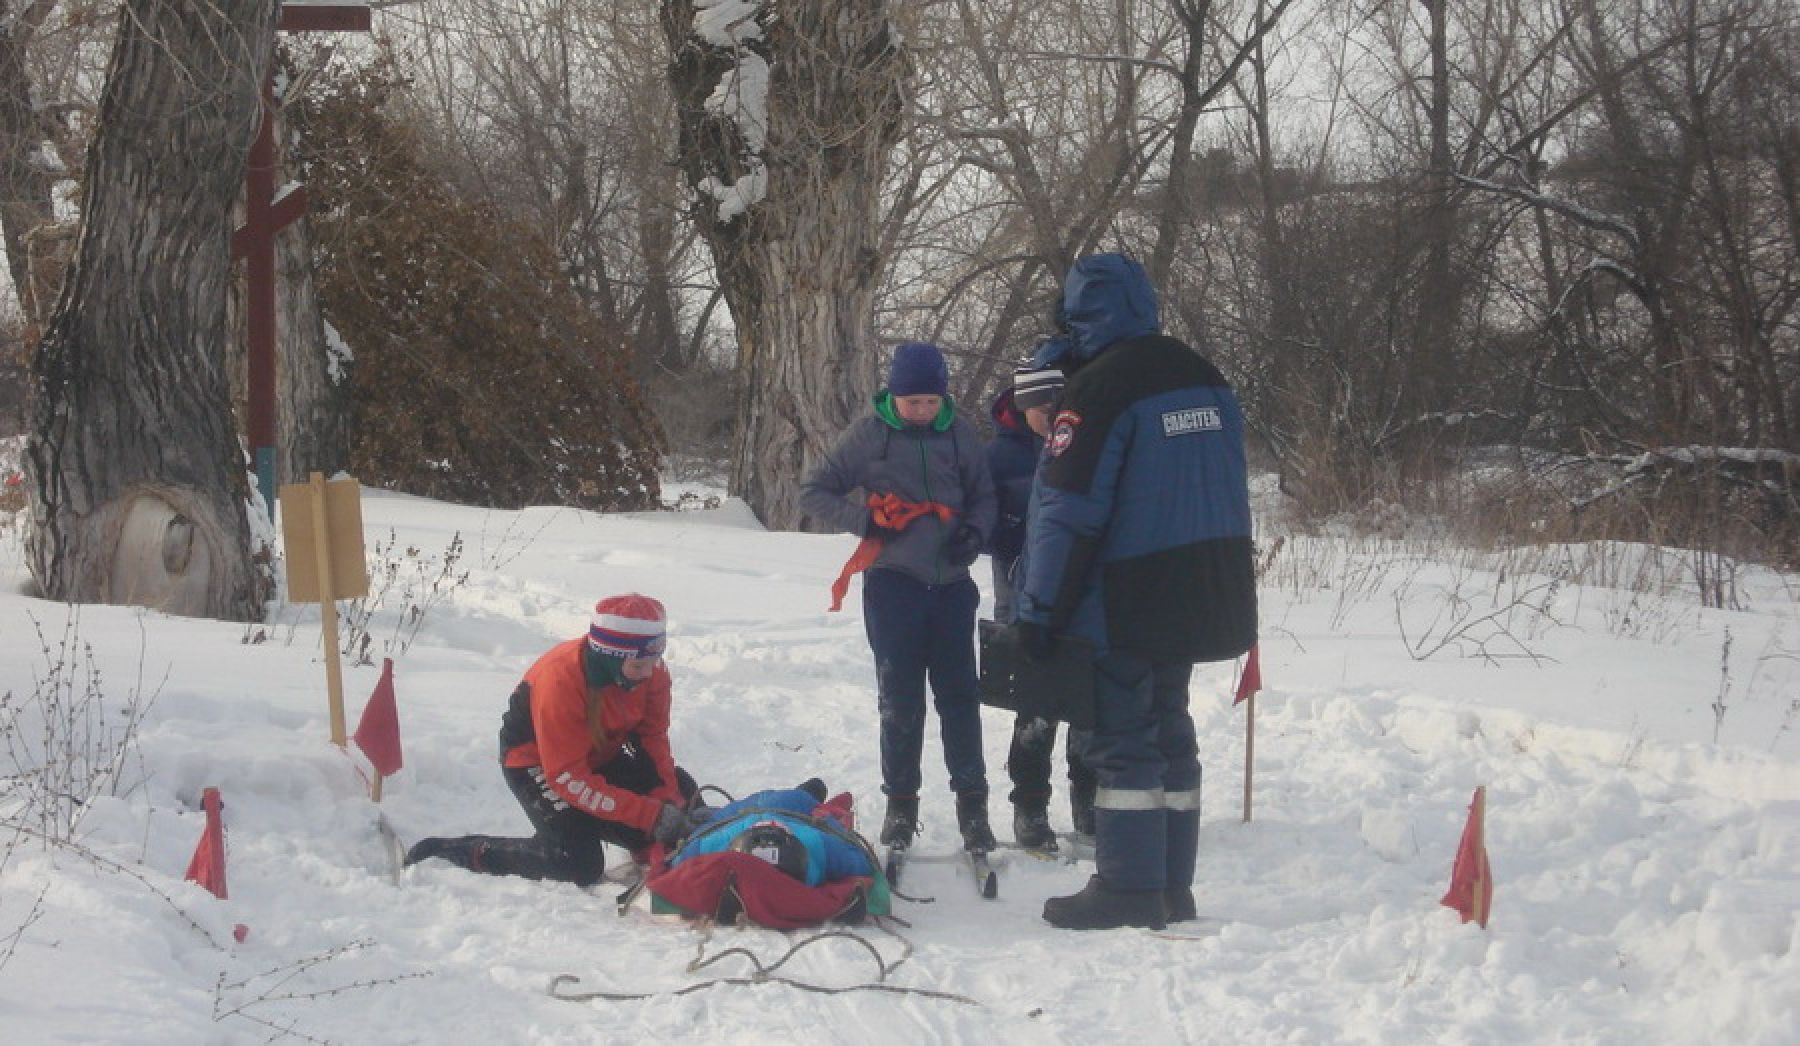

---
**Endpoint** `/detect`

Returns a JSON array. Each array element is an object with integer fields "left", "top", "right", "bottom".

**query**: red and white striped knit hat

[{"left": 587, "top": 593, "right": 667, "bottom": 659}]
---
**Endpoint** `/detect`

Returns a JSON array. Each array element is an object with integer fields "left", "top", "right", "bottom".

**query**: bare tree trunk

[
  {"left": 664, "top": 0, "right": 908, "bottom": 530},
  {"left": 0, "top": 0, "right": 62, "bottom": 333},
  {"left": 23, "top": 0, "right": 275, "bottom": 620},
  {"left": 276, "top": 205, "right": 351, "bottom": 482},
  {"left": 270, "top": 78, "right": 350, "bottom": 483},
  {"left": 1409, "top": 0, "right": 1458, "bottom": 423}
]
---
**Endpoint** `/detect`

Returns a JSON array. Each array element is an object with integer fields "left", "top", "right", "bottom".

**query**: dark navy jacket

[
  {"left": 985, "top": 389, "right": 1041, "bottom": 564},
  {"left": 1018, "top": 254, "right": 1257, "bottom": 662}
]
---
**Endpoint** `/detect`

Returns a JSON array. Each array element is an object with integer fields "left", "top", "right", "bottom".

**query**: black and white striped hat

[{"left": 1013, "top": 365, "right": 1066, "bottom": 410}]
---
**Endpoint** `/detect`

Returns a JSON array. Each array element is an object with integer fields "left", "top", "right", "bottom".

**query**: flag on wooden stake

[
  {"left": 184, "top": 787, "right": 248, "bottom": 942},
  {"left": 1234, "top": 643, "right": 1262, "bottom": 705},
  {"left": 1441, "top": 785, "right": 1494, "bottom": 928},
  {"left": 353, "top": 658, "right": 403, "bottom": 778}
]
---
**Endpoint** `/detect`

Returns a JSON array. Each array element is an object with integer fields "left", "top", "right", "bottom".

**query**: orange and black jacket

[{"left": 498, "top": 638, "right": 680, "bottom": 833}]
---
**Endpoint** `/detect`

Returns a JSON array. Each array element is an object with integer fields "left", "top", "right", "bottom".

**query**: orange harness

[{"left": 828, "top": 493, "right": 956, "bottom": 611}]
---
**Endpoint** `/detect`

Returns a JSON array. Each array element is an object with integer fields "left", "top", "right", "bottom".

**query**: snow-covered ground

[{"left": 1, "top": 474, "right": 1795, "bottom": 1044}]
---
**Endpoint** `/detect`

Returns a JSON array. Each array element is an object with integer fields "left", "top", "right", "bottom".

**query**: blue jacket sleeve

[{"left": 1019, "top": 408, "right": 1130, "bottom": 630}]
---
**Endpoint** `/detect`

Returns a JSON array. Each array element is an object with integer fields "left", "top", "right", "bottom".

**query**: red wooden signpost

[{"left": 235, "top": 4, "right": 371, "bottom": 517}]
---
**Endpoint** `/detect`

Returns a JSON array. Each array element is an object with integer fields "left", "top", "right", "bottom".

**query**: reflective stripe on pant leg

[
  {"left": 1089, "top": 649, "right": 1166, "bottom": 891},
  {"left": 1095, "top": 786, "right": 1165, "bottom": 811}
]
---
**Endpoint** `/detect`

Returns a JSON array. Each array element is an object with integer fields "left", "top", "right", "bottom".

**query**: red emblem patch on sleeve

[{"left": 1047, "top": 409, "right": 1082, "bottom": 457}]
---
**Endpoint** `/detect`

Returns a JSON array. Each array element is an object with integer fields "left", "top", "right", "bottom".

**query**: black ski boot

[
  {"left": 1013, "top": 803, "right": 1057, "bottom": 851},
  {"left": 1165, "top": 885, "right": 1197, "bottom": 923},
  {"left": 405, "top": 835, "right": 566, "bottom": 881},
  {"left": 956, "top": 791, "right": 997, "bottom": 853},
  {"left": 404, "top": 835, "right": 485, "bottom": 870},
  {"left": 880, "top": 795, "right": 919, "bottom": 848},
  {"left": 1042, "top": 875, "right": 1167, "bottom": 931}
]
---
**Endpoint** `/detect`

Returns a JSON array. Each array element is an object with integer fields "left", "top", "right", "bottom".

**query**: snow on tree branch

[
  {"left": 1454, "top": 172, "right": 1640, "bottom": 250},
  {"left": 691, "top": 0, "right": 769, "bottom": 224}
]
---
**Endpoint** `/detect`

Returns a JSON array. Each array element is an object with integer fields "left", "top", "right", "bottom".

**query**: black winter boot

[
  {"left": 1043, "top": 875, "right": 1167, "bottom": 931},
  {"left": 404, "top": 835, "right": 484, "bottom": 870},
  {"left": 1165, "top": 885, "right": 1197, "bottom": 923},
  {"left": 956, "top": 791, "right": 997, "bottom": 853},
  {"left": 796, "top": 777, "right": 828, "bottom": 803},
  {"left": 880, "top": 796, "right": 919, "bottom": 848},
  {"left": 1013, "top": 803, "right": 1057, "bottom": 851}
]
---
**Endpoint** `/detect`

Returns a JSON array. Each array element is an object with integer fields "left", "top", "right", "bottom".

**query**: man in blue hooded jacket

[{"left": 1015, "top": 254, "right": 1257, "bottom": 930}]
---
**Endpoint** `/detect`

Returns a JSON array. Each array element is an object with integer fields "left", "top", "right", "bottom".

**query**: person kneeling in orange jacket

[{"left": 405, "top": 593, "right": 703, "bottom": 886}]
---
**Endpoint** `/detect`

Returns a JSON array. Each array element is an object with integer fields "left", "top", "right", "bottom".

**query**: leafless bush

[
  {"left": 644, "top": 361, "right": 736, "bottom": 485},
  {"left": 472, "top": 508, "right": 564, "bottom": 572},
  {"left": 1, "top": 609, "right": 162, "bottom": 972},
  {"left": 1, "top": 610, "right": 158, "bottom": 844},
  {"left": 210, "top": 938, "right": 431, "bottom": 1043},
  {"left": 1394, "top": 568, "right": 1561, "bottom": 665},
  {"left": 337, "top": 530, "right": 469, "bottom": 665}
]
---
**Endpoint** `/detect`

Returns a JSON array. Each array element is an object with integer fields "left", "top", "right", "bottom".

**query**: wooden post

[
  {"left": 278, "top": 471, "right": 367, "bottom": 749},
  {"left": 1242, "top": 693, "right": 1255, "bottom": 822},
  {"left": 236, "top": 4, "right": 371, "bottom": 519},
  {"left": 309, "top": 471, "right": 347, "bottom": 745}
]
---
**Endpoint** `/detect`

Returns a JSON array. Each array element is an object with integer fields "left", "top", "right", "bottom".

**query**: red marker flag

[
  {"left": 353, "top": 658, "right": 403, "bottom": 778},
  {"left": 185, "top": 787, "right": 248, "bottom": 942},
  {"left": 185, "top": 787, "right": 229, "bottom": 899},
  {"left": 1441, "top": 785, "right": 1494, "bottom": 928},
  {"left": 1234, "top": 643, "right": 1262, "bottom": 705}
]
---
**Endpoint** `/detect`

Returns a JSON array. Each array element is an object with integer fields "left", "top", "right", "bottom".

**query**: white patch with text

[{"left": 1162, "top": 407, "right": 1222, "bottom": 436}]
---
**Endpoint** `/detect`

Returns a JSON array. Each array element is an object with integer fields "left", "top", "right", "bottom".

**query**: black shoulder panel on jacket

[{"left": 1042, "top": 335, "right": 1229, "bottom": 496}]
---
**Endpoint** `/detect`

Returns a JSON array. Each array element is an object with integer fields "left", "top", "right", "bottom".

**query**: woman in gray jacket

[{"left": 800, "top": 341, "right": 998, "bottom": 854}]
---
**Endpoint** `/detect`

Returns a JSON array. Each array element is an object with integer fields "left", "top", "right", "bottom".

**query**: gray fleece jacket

[{"left": 801, "top": 392, "right": 997, "bottom": 587}]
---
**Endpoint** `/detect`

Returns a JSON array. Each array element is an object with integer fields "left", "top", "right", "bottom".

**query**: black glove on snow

[
  {"left": 651, "top": 802, "right": 699, "bottom": 846},
  {"left": 1017, "top": 620, "right": 1058, "bottom": 663},
  {"left": 945, "top": 526, "right": 983, "bottom": 568}
]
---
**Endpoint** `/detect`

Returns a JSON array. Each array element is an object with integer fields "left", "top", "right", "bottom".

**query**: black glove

[
  {"left": 945, "top": 526, "right": 983, "bottom": 568},
  {"left": 1017, "top": 620, "right": 1058, "bottom": 662},
  {"left": 651, "top": 802, "right": 699, "bottom": 846}
]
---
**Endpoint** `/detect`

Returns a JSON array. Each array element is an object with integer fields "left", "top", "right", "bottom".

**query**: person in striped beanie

[
  {"left": 985, "top": 347, "right": 1093, "bottom": 853},
  {"left": 405, "top": 593, "right": 703, "bottom": 885}
]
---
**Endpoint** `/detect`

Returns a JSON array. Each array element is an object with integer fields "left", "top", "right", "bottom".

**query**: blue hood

[
  {"left": 1062, "top": 254, "right": 1160, "bottom": 360},
  {"left": 1024, "top": 333, "right": 1076, "bottom": 372}
]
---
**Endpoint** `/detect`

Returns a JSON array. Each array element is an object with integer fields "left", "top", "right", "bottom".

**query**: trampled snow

[{"left": 1, "top": 478, "right": 1795, "bottom": 1044}]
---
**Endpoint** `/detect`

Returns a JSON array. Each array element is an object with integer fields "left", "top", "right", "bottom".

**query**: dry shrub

[
  {"left": 643, "top": 357, "right": 736, "bottom": 483},
  {"left": 290, "top": 55, "right": 660, "bottom": 512}
]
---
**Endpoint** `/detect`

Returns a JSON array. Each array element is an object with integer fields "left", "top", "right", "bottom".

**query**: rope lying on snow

[{"left": 544, "top": 917, "right": 980, "bottom": 1006}]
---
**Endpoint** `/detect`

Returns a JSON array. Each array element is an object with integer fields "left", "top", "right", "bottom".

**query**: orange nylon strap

[{"left": 828, "top": 493, "right": 956, "bottom": 611}]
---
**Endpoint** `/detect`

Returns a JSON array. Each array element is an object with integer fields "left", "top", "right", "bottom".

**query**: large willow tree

[
  {"left": 25, "top": 0, "right": 274, "bottom": 619},
  {"left": 663, "top": 0, "right": 908, "bottom": 529}
]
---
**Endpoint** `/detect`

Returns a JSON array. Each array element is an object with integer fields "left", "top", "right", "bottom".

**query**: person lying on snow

[
  {"left": 404, "top": 593, "right": 705, "bottom": 885},
  {"left": 649, "top": 780, "right": 887, "bottom": 927}
]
